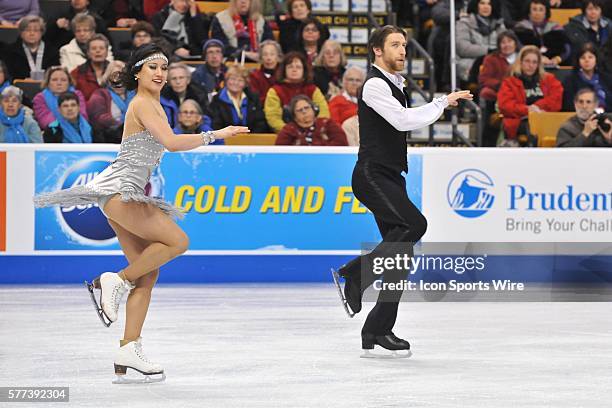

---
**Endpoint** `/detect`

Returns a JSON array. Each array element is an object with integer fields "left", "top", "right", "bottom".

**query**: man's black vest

[{"left": 357, "top": 67, "right": 411, "bottom": 172}]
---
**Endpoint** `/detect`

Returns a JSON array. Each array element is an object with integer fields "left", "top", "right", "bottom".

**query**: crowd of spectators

[{"left": 0, "top": 0, "right": 610, "bottom": 147}]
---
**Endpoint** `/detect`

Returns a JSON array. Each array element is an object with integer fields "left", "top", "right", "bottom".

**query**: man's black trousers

[{"left": 342, "top": 160, "right": 428, "bottom": 336}]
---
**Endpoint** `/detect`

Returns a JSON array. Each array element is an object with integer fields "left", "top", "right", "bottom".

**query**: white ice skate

[
  {"left": 85, "top": 272, "right": 134, "bottom": 327},
  {"left": 113, "top": 337, "right": 166, "bottom": 384}
]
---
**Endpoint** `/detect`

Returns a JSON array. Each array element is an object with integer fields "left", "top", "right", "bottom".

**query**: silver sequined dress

[{"left": 33, "top": 130, "right": 183, "bottom": 219}]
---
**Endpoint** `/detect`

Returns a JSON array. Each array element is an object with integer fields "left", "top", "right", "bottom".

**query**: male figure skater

[{"left": 332, "top": 25, "right": 472, "bottom": 358}]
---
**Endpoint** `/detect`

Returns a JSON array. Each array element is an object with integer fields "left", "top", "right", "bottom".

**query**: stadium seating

[
  {"left": 197, "top": 2, "right": 229, "bottom": 14},
  {"left": 550, "top": 8, "right": 581, "bottom": 26},
  {"left": 528, "top": 111, "right": 576, "bottom": 147},
  {"left": 225, "top": 133, "right": 277, "bottom": 145}
]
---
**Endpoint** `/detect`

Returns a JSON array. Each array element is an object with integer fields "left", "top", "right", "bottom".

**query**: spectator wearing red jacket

[
  {"left": 498, "top": 45, "right": 563, "bottom": 144},
  {"left": 478, "top": 30, "right": 519, "bottom": 102},
  {"left": 478, "top": 30, "right": 519, "bottom": 146},
  {"left": 248, "top": 40, "right": 282, "bottom": 105},
  {"left": 276, "top": 94, "right": 347, "bottom": 146},
  {"left": 87, "top": 61, "right": 134, "bottom": 143},
  {"left": 71, "top": 34, "right": 111, "bottom": 101},
  {"left": 328, "top": 66, "right": 365, "bottom": 126}
]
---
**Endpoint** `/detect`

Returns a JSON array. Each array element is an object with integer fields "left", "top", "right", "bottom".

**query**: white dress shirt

[{"left": 362, "top": 64, "right": 448, "bottom": 132}]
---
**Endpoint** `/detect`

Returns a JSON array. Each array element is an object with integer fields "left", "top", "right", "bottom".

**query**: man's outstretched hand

[{"left": 447, "top": 90, "right": 474, "bottom": 107}]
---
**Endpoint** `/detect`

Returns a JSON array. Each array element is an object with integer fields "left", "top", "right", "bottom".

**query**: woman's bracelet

[{"left": 200, "top": 130, "right": 216, "bottom": 145}]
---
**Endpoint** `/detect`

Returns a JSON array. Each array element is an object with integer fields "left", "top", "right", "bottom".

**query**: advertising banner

[
  {"left": 423, "top": 150, "right": 612, "bottom": 242},
  {"left": 34, "top": 150, "right": 423, "bottom": 251}
]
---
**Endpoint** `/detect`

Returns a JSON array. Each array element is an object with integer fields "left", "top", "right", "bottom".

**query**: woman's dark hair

[
  {"left": 130, "top": 21, "right": 155, "bottom": 38},
  {"left": 367, "top": 25, "right": 407, "bottom": 62},
  {"left": 467, "top": 0, "right": 501, "bottom": 19},
  {"left": 496, "top": 30, "right": 520, "bottom": 50},
  {"left": 287, "top": 0, "right": 312, "bottom": 17},
  {"left": 296, "top": 17, "right": 328, "bottom": 53},
  {"left": 58, "top": 92, "right": 79, "bottom": 106},
  {"left": 574, "top": 42, "right": 600, "bottom": 71},
  {"left": 276, "top": 51, "right": 312, "bottom": 83},
  {"left": 582, "top": 0, "right": 604, "bottom": 14},
  {"left": 117, "top": 43, "right": 169, "bottom": 91},
  {"left": 524, "top": 0, "right": 551, "bottom": 20}
]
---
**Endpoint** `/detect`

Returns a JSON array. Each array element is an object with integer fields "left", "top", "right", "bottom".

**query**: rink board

[{"left": 1, "top": 144, "right": 612, "bottom": 283}]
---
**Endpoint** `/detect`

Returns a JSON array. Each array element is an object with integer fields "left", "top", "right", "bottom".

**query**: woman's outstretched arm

[{"left": 135, "top": 97, "right": 249, "bottom": 152}]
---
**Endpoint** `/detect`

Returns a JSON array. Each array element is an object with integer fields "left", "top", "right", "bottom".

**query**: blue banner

[{"left": 35, "top": 151, "right": 423, "bottom": 251}]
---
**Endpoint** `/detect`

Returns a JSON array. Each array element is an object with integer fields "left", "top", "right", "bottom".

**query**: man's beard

[
  {"left": 576, "top": 108, "right": 593, "bottom": 121},
  {"left": 384, "top": 56, "right": 405, "bottom": 72}
]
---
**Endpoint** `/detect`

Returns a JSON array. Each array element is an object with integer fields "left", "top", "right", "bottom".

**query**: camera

[{"left": 594, "top": 108, "right": 611, "bottom": 133}]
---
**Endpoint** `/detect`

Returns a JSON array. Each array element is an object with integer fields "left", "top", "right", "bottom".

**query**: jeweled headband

[{"left": 134, "top": 53, "right": 169, "bottom": 68}]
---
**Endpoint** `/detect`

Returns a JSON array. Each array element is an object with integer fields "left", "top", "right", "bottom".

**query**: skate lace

[
  {"left": 111, "top": 283, "right": 123, "bottom": 311},
  {"left": 134, "top": 341, "right": 153, "bottom": 364}
]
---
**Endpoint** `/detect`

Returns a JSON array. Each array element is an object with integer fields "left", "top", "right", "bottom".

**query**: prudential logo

[{"left": 447, "top": 169, "right": 495, "bottom": 218}]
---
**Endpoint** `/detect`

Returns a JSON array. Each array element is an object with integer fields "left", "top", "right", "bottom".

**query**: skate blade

[
  {"left": 360, "top": 349, "right": 412, "bottom": 359},
  {"left": 113, "top": 372, "right": 166, "bottom": 385},
  {"left": 331, "top": 268, "right": 355, "bottom": 318},
  {"left": 84, "top": 280, "right": 112, "bottom": 328}
]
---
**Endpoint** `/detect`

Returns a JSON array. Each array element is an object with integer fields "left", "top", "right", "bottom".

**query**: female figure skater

[{"left": 34, "top": 44, "right": 249, "bottom": 383}]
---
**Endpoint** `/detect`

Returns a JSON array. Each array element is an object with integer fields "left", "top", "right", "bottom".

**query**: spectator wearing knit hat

[{"left": 191, "top": 39, "right": 228, "bottom": 100}]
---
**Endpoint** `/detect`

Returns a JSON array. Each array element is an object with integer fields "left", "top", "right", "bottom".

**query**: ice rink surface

[{"left": 1, "top": 284, "right": 611, "bottom": 408}]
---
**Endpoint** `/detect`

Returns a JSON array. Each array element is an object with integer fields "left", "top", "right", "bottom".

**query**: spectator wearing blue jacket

[{"left": 208, "top": 65, "right": 269, "bottom": 133}]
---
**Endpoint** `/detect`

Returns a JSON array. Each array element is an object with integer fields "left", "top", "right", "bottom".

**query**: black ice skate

[
  {"left": 360, "top": 333, "right": 412, "bottom": 359},
  {"left": 85, "top": 277, "right": 112, "bottom": 327},
  {"left": 331, "top": 268, "right": 362, "bottom": 318}
]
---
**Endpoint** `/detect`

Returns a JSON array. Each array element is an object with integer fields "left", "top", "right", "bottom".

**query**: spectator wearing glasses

[
  {"left": 173, "top": 99, "right": 220, "bottom": 143},
  {"left": 276, "top": 94, "right": 347, "bottom": 146},
  {"left": 295, "top": 17, "right": 328, "bottom": 65},
  {"left": 59, "top": 13, "right": 114, "bottom": 73},
  {"left": 6, "top": 15, "right": 59, "bottom": 81}
]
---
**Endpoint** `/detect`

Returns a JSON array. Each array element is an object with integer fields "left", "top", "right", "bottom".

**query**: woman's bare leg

[
  {"left": 108, "top": 219, "right": 160, "bottom": 344},
  {"left": 103, "top": 197, "right": 189, "bottom": 282}
]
